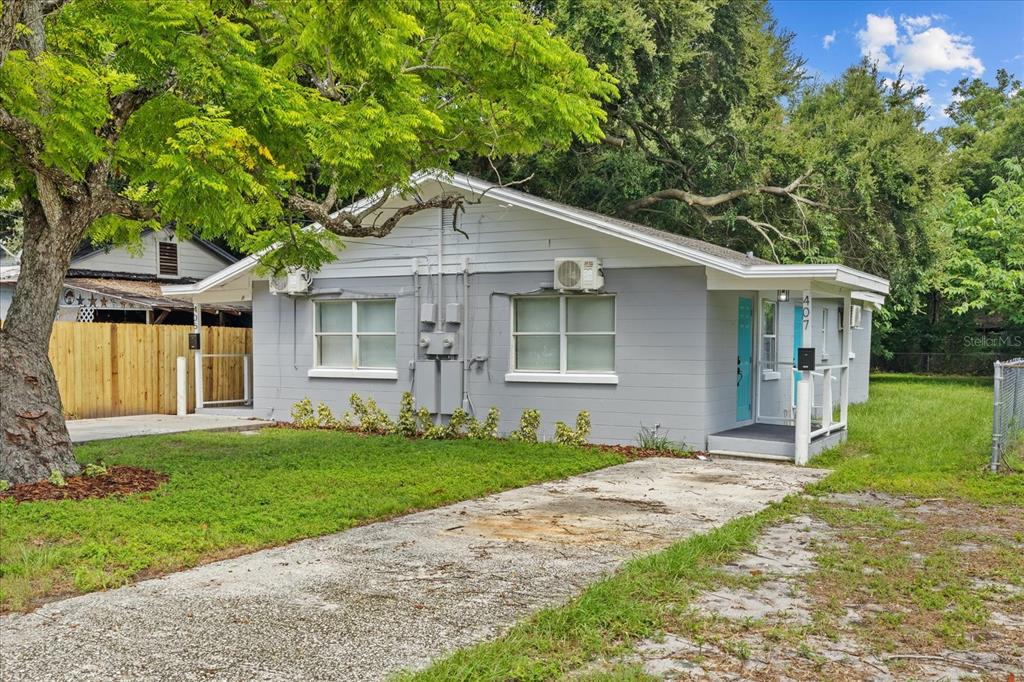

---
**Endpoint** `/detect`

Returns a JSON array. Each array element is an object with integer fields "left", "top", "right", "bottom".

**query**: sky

[{"left": 769, "top": 0, "right": 1024, "bottom": 129}]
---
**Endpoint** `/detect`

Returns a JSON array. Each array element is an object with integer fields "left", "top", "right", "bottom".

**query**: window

[
  {"left": 158, "top": 241, "right": 178, "bottom": 276},
  {"left": 511, "top": 295, "right": 615, "bottom": 374},
  {"left": 314, "top": 300, "right": 396, "bottom": 369},
  {"left": 761, "top": 299, "right": 778, "bottom": 373}
]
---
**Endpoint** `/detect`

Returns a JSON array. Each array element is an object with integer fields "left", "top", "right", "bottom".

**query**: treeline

[{"left": 461, "top": 0, "right": 1023, "bottom": 372}]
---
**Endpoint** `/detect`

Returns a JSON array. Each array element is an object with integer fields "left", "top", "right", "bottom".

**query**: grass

[
  {"left": 812, "top": 374, "right": 1022, "bottom": 504},
  {"left": 405, "top": 374, "right": 1024, "bottom": 680},
  {"left": 0, "top": 429, "right": 622, "bottom": 612}
]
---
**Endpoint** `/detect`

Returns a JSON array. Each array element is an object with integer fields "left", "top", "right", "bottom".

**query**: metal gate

[{"left": 991, "top": 358, "right": 1024, "bottom": 472}]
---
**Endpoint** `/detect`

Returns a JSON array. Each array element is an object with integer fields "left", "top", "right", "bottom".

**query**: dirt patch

[
  {"left": 586, "top": 496, "right": 1024, "bottom": 681},
  {"left": 0, "top": 466, "right": 168, "bottom": 502}
]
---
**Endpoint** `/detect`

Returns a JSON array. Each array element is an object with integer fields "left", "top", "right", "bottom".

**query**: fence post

[
  {"left": 176, "top": 356, "right": 187, "bottom": 416},
  {"left": 243, "top": 354, "right": 252, "bottom": 405},
  {"left": 991, "top": 361, "right": 1002, "bottom": 473}
]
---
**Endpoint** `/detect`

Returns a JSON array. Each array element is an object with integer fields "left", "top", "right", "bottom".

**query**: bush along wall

[{"left": 287, "top": 393, "right": 592, "bottom": 447}]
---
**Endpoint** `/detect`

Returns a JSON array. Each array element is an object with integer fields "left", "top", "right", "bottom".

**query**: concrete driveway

[
  {"left": 67, "top": 413, "right": 272, "bottom": 443},
  {"left": 0, "top": 458, "right": 826, "bottom": 682}
]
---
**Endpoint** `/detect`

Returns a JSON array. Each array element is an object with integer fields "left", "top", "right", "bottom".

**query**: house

[
  {"left": 0, "top": 227, "right": 248, "bottom": 325},
  {"left": 164, "top": 172, "right": 888, "bottom": 462}
]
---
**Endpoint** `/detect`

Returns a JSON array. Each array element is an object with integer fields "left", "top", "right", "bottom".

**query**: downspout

[
  {"left": 462, "top": 256, "right": 472, "bottom": 413},
  {"left": 412, "top": 258, "right": 420, "bottom": 394},
  {"left": 437, "top": 209, "right": 445, "bottom": 320}
]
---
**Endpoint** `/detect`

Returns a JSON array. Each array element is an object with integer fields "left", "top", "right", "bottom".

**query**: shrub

[
  {"left": 635, "top": 423, "right": 689, "bottom": 454},
  {"left": 555, "top": 411, "right": 591, "bottom": 447},
  {"left": 0, "top": 480, "right": 10, "bottom": 492},
  {"left": 350, "top": 394, "right": 396, "bottom": 434},
  {"left": 467, "top": 407, "right": 500, "bottom": 439},
  {"left": 637, "top": 424, "right": 672, "bottom": 450},
  {"left": 512, "top": 408, "right": 541, "bottom": 442},
  {"left": 444, "top": 409, "right": 469, "bottom": 439},
  {"left": 83, "top": 463, "right": 108, "bottom": 477},
  {"left": 316, "top": 402, "right": 345, "bottom": 429},
  {"left": 48, "top": 469, "right": 67, "bottom": 487},
  {"left": 290, "top": 398, "right": 317, "bottom": 429},
  {"left": 398, "top": 392, "right": 418, "bottom": 437}
]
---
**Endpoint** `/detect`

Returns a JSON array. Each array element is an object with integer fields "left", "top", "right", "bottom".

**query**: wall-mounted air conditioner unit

[
  {"left": 269, "top": 267, "right": 312, "bottom": 295},
  {"left": 554, "top": 257, "right": 604, "bottom": 292},
  {"left": 850, "top": 303, "right": 863, "bottom": 329}
]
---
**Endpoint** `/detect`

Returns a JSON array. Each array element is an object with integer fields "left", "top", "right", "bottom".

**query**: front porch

[{"left": 707, "top": 423, "right": 847, "bottom": 462}]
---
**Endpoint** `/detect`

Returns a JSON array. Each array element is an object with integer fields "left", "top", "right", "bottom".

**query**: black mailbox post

[{"left": 797, "top": 347, "right": 815, "bottom": 371}]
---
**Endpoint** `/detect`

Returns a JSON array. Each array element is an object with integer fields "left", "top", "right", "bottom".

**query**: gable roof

[
  {"left": 72, "top": 230, "right": 238, "bottom": 265},
  {"left": 164, "top": 171, "right": 889, "bottom": 298}
]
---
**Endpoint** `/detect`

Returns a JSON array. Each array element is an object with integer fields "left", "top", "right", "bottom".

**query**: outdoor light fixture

[{"left": 777, "top": 290, "right": 790, "bottom": 302}]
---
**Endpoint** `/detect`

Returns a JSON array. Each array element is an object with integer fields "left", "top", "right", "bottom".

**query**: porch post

[
  {"left": 840, "top": 293, "right": 852, "bottom": 426},
  {"left": 795, "top": 376, "right": 811, "bottom": 465}
]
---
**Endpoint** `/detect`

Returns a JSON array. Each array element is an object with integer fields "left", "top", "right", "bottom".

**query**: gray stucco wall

[
  {"left": 253, "top": 266, "right": 713, "bottom": 446},
  {"left": 850, "top": 309, "right": 873, "bottom": 404},
  {"left": 251, "top": 267, "right": 878, "bottom": 446}
]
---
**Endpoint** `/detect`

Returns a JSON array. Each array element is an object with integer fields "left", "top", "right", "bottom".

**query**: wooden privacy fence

[{"left": 45, "top": 321, "right": 252, "bottom": 419}]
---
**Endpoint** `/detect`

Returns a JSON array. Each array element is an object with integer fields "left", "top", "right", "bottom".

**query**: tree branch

[
  {"left": 288, "top": 189, "right": 464, "bottom": 239},
  {"left": 91, "top": 188, "right": 157, "bottom": 222},
  {"left": 0, "top": 106, "right": 85, "bottom": 200},
  {"left": 625, "top": 168, "right": 818, "bottom": 213},
  {"left": 99, "top": 74, "right": 174, "bottom": 145}
]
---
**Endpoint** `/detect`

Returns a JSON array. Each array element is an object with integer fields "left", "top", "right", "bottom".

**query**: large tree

[
  {"left": 0, "top": 0, "right": 614, "bottom": 484},
  {"left": 473, "top": 0, "right": 942, "bottom": 322}
]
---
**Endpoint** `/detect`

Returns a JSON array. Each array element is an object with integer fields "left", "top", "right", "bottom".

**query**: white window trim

[
  {"left": 504, "top": 372, "right": 619, "bottom": 385},
  {"left": 312, "top": 299, "right": 397, "bottom": 373},
  {"left": 509, "top": 294, "right": 617, "bottom": 381},
  {"left": 308, "top": 368, "right": 398, "bottom": 380}
]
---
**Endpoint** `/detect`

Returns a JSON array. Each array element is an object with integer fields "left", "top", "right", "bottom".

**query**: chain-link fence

[{"left": 991, "top": 358, "right": 1024, "bottom": 472}]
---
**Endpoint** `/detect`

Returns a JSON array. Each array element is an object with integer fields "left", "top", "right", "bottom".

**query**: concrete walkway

[
  {"left": 67, "top": 413, "right": 274, "bottom": 444},
  {"left": 0, "top": 458, "right": 827, "bottom": 682}
]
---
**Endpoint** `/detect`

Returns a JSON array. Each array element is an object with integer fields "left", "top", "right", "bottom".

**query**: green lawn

[
  {"left": 407, "top": 374, "right": 1024, "bottom": 681},
  {"left": 0, "top": 430, "right": 623, "bottom": 612}
]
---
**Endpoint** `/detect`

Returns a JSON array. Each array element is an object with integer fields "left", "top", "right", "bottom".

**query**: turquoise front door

[
  {"left": 737, "top": 297, "right": 753, "bottom": 421},
  {"left": 792, "top": 302, "right": 804, "bottom": 400}
]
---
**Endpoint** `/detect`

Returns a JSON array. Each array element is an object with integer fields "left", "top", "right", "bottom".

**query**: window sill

[
  {"left": 307, "top": 368, "right": 398, "bottom": 380},
  {"left": 504, "top": 372, "right": 618, "bottom": 385},
  {"left": 761, "top": 370, "right": 781, "bottom": 381}
]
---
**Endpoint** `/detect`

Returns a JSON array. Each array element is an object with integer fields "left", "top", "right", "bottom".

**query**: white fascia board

[{"left": 851, "top": 290, "right": 887, "bottom": 309}]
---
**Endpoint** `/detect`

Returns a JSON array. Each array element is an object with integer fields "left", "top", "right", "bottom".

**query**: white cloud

[
  {"left": 914, "top": 92, "right": 933, "bottom": 109},
  {"left": 823, "top": 31, "right": 837, "bottom": 50},
  {"left": 897, "top": 28, "right": 984, "bottom": 78},
  {"left": 857, "top": 14, "right": 898, "bottom": 70},
  {"left": 857, "top": 13, "right": 984, "bottom": 79},
  {"left": 899, "top": 14, "right": 946, "bottom": 34}
]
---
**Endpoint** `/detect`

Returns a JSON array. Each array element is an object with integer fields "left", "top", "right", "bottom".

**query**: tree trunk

[{"left": 0, "top": 192, "right": 86, "bottom": 485}]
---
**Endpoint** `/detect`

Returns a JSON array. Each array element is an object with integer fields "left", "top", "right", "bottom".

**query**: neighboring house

[
  {"left": 165, "top": 172, "right": 888, "bottom": 461},
  {"left": 0, "top": 227, "right": 248, "bottom": 325}
]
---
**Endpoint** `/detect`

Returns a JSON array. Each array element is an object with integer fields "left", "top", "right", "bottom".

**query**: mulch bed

[
  {"left": 0, "top": 466, "right": 168, "bottom": 503},
  {"left": 591, "top": 444, "right": 703, "bottom": 460}
]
